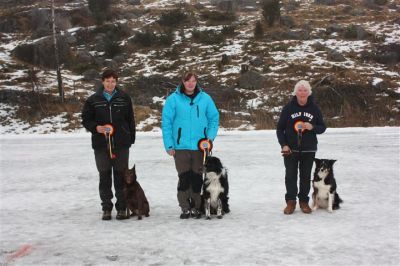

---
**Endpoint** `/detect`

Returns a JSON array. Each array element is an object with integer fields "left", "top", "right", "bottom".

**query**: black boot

[
  {"left": 191, "top": 209, "right": 202, "bottom": 219},
  {"left": 180, "top": 209, "right": 190, "bottom": 219},
  {"left": 102, "top": 210, "right": 112, "bottom": 220},
  {"left": 116, "top": 210, "right": 129, "bottom": 220}
]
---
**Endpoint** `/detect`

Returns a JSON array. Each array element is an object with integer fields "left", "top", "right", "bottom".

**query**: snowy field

[{"left": 0, "top": 127, "right": 399, "bottom": 265}]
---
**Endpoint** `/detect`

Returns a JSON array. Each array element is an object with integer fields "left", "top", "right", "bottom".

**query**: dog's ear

[
  {"left": 216, "top": 157, "right": 223, "bottom": 169},
  {"left": 329, "top": 159, "right": 337, "bottom": 165},
  {"left": 314, "top": 158, "right": 321, "bottom": 165}
]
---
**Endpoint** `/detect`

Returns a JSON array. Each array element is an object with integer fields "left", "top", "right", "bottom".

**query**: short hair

[
  {"left": 293, "top": 80, "right": 312, "bottom": 96},
  {"left": 101, "top": 69, "right": 118, "bottom": 81},
  {"left": 181, "top": 71, "right": 198, "bottom": 82}
]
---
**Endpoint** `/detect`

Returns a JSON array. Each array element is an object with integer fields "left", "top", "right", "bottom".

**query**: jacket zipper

[
  {"left": 196, "top": 105, "right": 199, "bottom": 118},
  {"left": 109, "top": 105, "right": 113, "bottom": 123},
  {"left": 204, "top": 127, "right": 207, "bottom": 138},
  {"left": 109, "top": 104, "right": 115, "bottom": 149}
]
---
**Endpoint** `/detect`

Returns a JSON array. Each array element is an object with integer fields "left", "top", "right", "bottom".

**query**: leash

[
  {"left": 103, "top": 124, "right": 116, "bottom": 159},
  {"left": 198, "top": 138, "right": 213, "bottom": 179},
  {"left": 294, "top": 121, "right": 304, "bottom": 149}
]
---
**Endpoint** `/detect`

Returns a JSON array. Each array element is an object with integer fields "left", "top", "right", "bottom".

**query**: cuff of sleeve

[{"left": 90, "top": 125, "right": 97, "bottom": 134}]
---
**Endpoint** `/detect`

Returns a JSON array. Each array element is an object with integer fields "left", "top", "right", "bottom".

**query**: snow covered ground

[{"left": 0, "top": 127, "right": 399, "bottom": 265}]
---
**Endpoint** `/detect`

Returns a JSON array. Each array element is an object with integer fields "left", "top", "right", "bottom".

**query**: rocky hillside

[{"left": 0, "top": 0, "right": 399, "bottom": 134}]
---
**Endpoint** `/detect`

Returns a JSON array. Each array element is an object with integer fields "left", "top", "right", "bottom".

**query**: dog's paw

[
  {"left": 217, "top": 215, "right": 223, "bottom": 219},
  {"left": 311, "top": 206, "right": 318, "bottom": 211},
  {"left": 206, "top": 216, "right": 211, "bottom": 220},
  {"left": 327, "top": 209, "right": 333, "bottom": 213}
]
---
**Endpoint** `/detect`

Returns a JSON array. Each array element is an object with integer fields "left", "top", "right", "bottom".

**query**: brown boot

[
  {"left": 283, "top": 200, "right": 296, "bottom": 215},
  {"left": 299, "top": 201, "right": 312, "bottom": 214}
]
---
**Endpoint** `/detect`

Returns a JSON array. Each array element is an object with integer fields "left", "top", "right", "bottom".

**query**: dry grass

[{"left": 134, "top": 105, "right": 152, "bottom": 123}]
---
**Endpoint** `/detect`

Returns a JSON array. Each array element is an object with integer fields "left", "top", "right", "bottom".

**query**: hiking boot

[
  {"left": 180, "top": 210, "right": 190, "bottom": 219},
  {"left": 116, "top": 210, "right": 129, "bottom": 220},
  {"left": 190, "top": 209, "right": 202, "bottom": 219},
  {"left": 283, "top": 200, "right": 296, "bottom": 215},
  {"left": 299, "top": 202, "right": 312, "bottom": 214},
  {"left": 102, "top": 210, "right": 112, "bottom": 220}
]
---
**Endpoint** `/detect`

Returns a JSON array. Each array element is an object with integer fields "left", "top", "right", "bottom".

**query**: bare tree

[
  {"left": 51, "top": 0, "right": 64, "bottom": 103},
  {"left": 28, "top": 67, "right": 38, "bottom": 92}
]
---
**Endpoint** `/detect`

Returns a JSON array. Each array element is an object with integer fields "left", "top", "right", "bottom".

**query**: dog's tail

[
  {"left": 333, "top": 192, "right": 343, "bottom": 210},
  {"left": 335, "top": 192, "right": 343, "bottom": 203}
]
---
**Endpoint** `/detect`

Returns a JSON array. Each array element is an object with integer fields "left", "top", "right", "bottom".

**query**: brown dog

[{"left": 124, "top": 165, "right": 150, "bottom": 220}]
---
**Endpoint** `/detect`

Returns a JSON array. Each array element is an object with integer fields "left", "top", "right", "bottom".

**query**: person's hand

[
  {"left": 96, "top": 125, "right": 107, "bottom": 134},
  {"left": 303, "top": 122, "right": 313, "bottom": 131},
  {"left": 281, "top": 145, "right": 292, "bottom": 156},
  {"left": 167, "top": 149, "right": 175, "bottom": 156}
]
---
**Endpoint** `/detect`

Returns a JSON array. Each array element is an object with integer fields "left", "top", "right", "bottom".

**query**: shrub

[
  {"left": 261, "top": 0, "right": 281, "bottom": 27},
  {"left": 132, "top": 30, "right": 156, "bottom": 47},
  {"left": 158, "top": 31, "right": 174, "bottom": 46},
  {"left": 158, "top": 9, "right": 188, "bottom": 27},
  {"left": 88, "top": 0, "right": 112, "bottom": 24},
  {"left": 104, "top": 40, "right": 122, "bottom": 58},
  {"left": 192, "top": 29, "right": 224, "bottom": 44},
  {"left": 254, "top": 21, "right": 264, "bottom": 39},
  {"left": 70, "top": 8, "right": 94, "bottom": 27},
  {"left": 200, "top": 10, "right": 236, "bottom": 24},
  {"left": 343, "top": 24, "right": 358, "bottom": 39},
  {"left": 221, "top": 25, "right": 236, "bottom": 36},
  {"left": 131, "top": 30, "right": 175, "bottom": 47}
]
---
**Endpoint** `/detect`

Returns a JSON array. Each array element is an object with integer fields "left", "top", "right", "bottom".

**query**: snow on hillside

[
  {"left": 0, "top": 127, "right": 399, "bottom": 265},
  {"left": 0, "top": 0, "right": 399, "bottom": 132}
]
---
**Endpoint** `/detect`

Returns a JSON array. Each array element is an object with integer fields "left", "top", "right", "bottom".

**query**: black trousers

[
  {"left": 94, "top": 148, "right": 129, "bottom": 211},
  {"left": 283, "top": 151, "right": 315, "bottom": 202}
]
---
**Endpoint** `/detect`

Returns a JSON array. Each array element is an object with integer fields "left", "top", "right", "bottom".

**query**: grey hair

[{"left": 292, "top": 80, "right": 312, "bottom": 96}]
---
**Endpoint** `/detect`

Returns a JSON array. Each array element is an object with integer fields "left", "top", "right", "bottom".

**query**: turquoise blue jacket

[{"left": 162, "top": 86, "right": 219, "bottom": 151}]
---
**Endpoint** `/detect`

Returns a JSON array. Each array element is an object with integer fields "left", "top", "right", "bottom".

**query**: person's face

[
  {"left": 102, "top": 77, "right": 117, "bottom": 93},
  {"left": 296, "top": 85, "right": 309, "bottom": 105},
  {"left": 183, "top": 76, "right": 197, "bottom": 95}
]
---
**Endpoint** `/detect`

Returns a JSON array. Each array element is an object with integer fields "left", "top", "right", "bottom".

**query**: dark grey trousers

[
  {"left": 174, "top": 150, "right": 204, "bottom": 211},
  {"left": 94, "top": 148, "right": 129, "bottom": 211}
]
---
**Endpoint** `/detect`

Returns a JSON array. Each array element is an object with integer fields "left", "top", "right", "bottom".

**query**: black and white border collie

[
  {"left": 312, "top": 159, "right": 343, "bottom": 213},
  {"left": 203, "top": 156, "right": 230, "bottom": 219}
]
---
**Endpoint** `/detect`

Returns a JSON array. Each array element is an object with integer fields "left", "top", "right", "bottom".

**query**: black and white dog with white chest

[
  {"left": 312, "top": 158, "right": 343, "bottom": 213},
  {"left": 202, "top": 156, "right": 230, "bottom": 219}
]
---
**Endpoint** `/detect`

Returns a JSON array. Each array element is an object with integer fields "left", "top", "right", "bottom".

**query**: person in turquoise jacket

[{"left": 162, "top": 72, "right": 219, "bottom": 219}]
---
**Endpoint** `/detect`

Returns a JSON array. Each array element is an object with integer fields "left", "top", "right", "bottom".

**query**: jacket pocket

[
  {"left": 177, "top": 127, "right": 182, "bottom": 145},
  {"left": 196, "top": 105, "right": 199, "bottom": 118},
  {"left": 203, "top": 127, "right": 207, "bottom": 138}
]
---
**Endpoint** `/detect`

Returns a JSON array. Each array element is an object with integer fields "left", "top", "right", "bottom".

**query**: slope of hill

[{"left": 0, "top": 0, "right": 399, "bottom": 133}]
